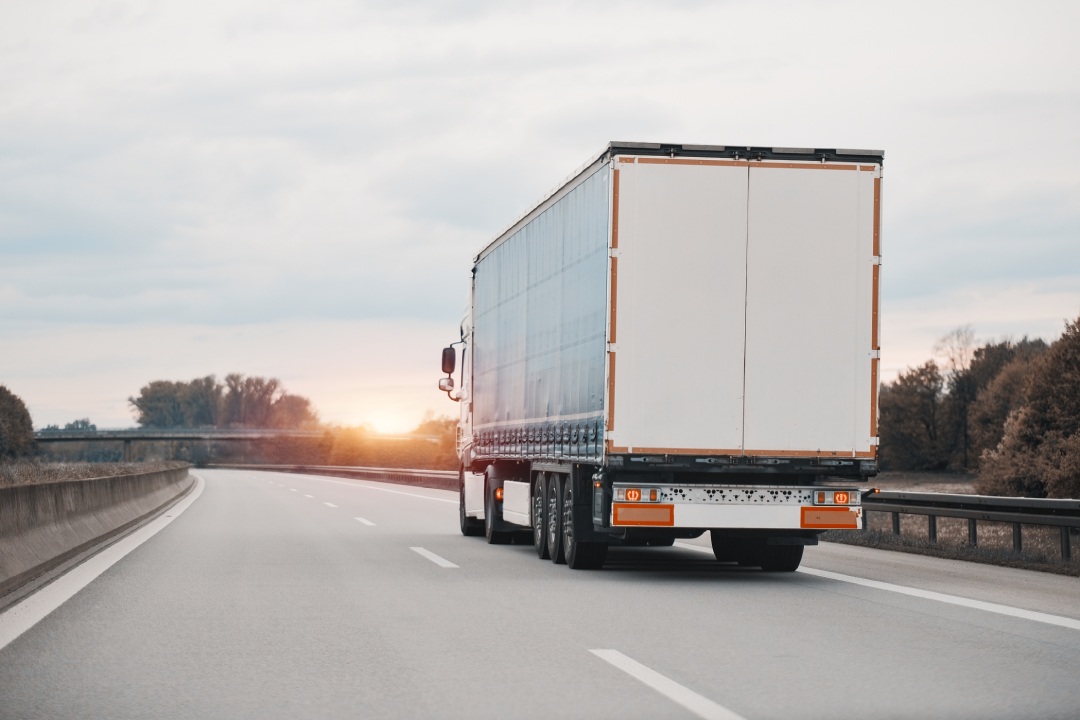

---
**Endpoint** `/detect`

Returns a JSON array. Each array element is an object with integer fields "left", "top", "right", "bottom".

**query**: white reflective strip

[{"left": 590, "top": 649, "right": 746, "bottom": 720}]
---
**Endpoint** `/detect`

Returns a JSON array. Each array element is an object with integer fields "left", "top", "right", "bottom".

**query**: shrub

[{"left": 0, "top": 385, "right": 35, "bottom": 459}]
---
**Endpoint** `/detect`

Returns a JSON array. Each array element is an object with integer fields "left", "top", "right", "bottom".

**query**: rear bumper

[{"left": 606, "top": 484, "right": 862, "bottom": 530}]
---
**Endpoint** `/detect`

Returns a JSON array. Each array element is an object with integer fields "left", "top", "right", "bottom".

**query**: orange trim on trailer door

[
  {"left": 604, "top": 447, "right": 875, "bottom": 458},
  {"left": 871, "top": 357, "right": 879, "bottom": 437},
  {"left": 606, "top": 352, "right": 616, "bottom": 432},
  {"left": 745, "top": 162, "right": 866, "bottom": 172},
  {"left": 872, "top": 264, "right": 880, "bottom": 350},
  {"left": 609, "top": 257, "right": 618, "bottom": 344},
  {"left": 612, "top": 503, "right": 675, "bottom": 526},
  {"left": 873, "top": 178, "right": 882, "bottom": 256},
  {"left": 611, "top": 168, "right": 621, "bottom": 249},
  {"left": 801, "top": 506, "right": 860, "bottom": 529},
  {"left": 633, "top": 157, "right": 751, "bottom": 168}
]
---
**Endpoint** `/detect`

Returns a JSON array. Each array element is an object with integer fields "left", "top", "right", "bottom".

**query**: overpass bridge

[{"left": 34, "top": 428, "right": 331, "bottom": 462}]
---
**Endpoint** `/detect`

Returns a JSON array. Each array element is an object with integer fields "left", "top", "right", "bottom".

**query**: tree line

[
  {"left": 879, "top": 316, "right": 1080, "bottom": 498},
  {"left": 128, "top": 374, "right": 319, "bottom": 429}
]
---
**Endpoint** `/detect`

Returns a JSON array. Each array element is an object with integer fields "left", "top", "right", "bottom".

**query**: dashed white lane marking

[
  {"left": 290, "top": 489, "right": 298, "bottom": 492},
  {"left": 293, "top": 475, "right": 456, "bottom": 505},
  {"left": 304, "top": 494, "right": 314, "bottom": 498},
  {"left": 590, "top": 649, "right": 746, "bottom": 720},
  {"left": 355, "top": 517, "right": 376, "bottom": 526},
  {"left": 324, "top": 502, "right": 338, "bottom": 508},
  {"left": 0, "top": 475, "right": 206, "bottom": 652},
  {"left": 410, "top": 547, "right": 458, "bottom": 568},
  {"left": 672, "top": 541, "right": 1080, "bottom": 632}
]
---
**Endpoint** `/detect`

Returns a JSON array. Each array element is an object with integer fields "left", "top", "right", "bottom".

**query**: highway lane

[{"left": 1, "top": 468, "right": 1079, "bottom": 720}]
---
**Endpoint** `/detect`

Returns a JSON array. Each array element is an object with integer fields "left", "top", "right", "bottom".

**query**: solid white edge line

[
  {"left": 409, "top": 547, "right": 458, "bottom": 568},
  {"left": 0, "top": 473, "right": 206, "bottom": 651},
  {"left": 589, "top": 649, "right": 746, "bottom": 720},
  {"left": 355, "top": 517, "right": 376, "bottom": 526},
  {"left": 672, "top": 541, "right": 1080, "bottom": 631},
  {"left": 324, "top": 502, "right": 338, "bottom": 508},
  {"left": 797, "top": 566, "right": 1080, "bottom": 631}
]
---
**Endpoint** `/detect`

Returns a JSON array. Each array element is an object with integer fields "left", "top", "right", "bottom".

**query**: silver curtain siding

[{"left": 472, "top": 166, "right": 609, "bottom": 460}]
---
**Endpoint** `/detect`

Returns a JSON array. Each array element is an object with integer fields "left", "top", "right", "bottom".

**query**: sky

[{"left": 2, "top": 0, "right": 1078, "bottom": 433}]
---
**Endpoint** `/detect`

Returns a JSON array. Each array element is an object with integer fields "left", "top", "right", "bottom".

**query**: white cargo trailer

[{"left": 439, "top": 141, "right": 882, "bottom": 570}]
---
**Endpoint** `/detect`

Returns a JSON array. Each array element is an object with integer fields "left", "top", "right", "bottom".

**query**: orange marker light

[
  {"left": 834, "top": 491, "right": 850, "bottom": 505},
  {"left": 626, "top": 488, "right": 642, "bottom": 502},
  {"left": 816, "top": 491, "right": 826, "bottom": 504},
  {"left": 650, "top": 489, "right": 658, "bottom": 502},
  {"left": 495, "top": 487, "right": 504, "bottom": 501}
]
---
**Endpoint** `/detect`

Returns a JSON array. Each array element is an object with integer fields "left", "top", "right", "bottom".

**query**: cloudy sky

[{"left": 2, "top": 0, "right": 1078, "bottom": 432}]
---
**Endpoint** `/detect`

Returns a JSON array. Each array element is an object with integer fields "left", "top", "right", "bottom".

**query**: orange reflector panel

[
  {"left": 613, "top": 503, "right": 675, "bottom": 526},
  {"left": 650, "top": 488, "right": 658, "bottom": 502},
  {"left": 834, "top": 491, "right": 850, "bottom": 505},
  {"left": 801, "top": 506, "right": 859, "bottom": 529},
  {"left": 625, "top": 488, "right": 642, "bottom": 502}
]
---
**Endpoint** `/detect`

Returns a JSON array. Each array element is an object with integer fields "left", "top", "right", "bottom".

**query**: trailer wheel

[
  {"left": 459, "top": 467, "right": 482, "bottom": 537},
  {"left": 709, "top": 532, "right": 736, "bottom": 562},
  {"left": 759, "top": 544, "right": 803, "bottom": 572},
  {"left": 734, "top": 540, "right": 764, "bottom": 567},
  {"left": 532, "top": 473, "right": 550, "bottom": 559},
  {"left": 562, "top": 475, "right": 607, "bottom": 570},
  {"left": 546, "top": 474, "right": 565, "bottom": 564},
  {"left": 484, "top": 480, "right": 511, "bottom": 545}
]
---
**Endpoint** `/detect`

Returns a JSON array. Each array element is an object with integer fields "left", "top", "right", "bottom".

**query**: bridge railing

[{"left": 863, "top": 490, "right": 1080, "bottom": 560}]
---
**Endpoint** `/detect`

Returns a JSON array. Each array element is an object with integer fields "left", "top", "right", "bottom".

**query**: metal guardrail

[{"left": 863, "top": 490, "right": 1080, "bottom": 560}]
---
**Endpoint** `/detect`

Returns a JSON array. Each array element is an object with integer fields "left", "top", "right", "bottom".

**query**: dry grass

[
  {"left": 0, "top": 460, "right": 188, "bottom": 488},
  {"left": 822, "top": 471, "right": 1080, "bottom": 576}
]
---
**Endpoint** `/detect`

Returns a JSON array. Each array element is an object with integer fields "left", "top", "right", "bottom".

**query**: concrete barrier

[{"left": 0, "top": 466, "right": 193, "bottom": 599}]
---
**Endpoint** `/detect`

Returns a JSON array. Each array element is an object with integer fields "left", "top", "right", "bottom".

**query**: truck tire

[
  {"left": 759, "top": 544, "right": 803, "bottom": 572},
  {"left": 734, "top": 540, "right": 764, "bottom": 567},
  {"left": 710, "top": 531, "right": 736, "bottom": 562},
  {"left": 546, "top": 474, "right": 565, "bottom": 564},
  {"left": 562, "top": 474, "right": 607, "bottom": 570},
  {"left": 459, "top": 468, "right": 483, "bottom": 537},
  {"left": 484, "top": 480, "right": 511, "bottom": 545},
  {"left": 532, "top": 473, "right": 550, "bottom": 559}
]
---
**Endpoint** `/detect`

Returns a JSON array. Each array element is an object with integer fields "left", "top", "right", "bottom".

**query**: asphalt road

[{"left": 2, "top": 469, "right": 1079, "bottom": 720}]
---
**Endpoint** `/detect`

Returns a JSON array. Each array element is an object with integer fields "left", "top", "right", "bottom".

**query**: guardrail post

[
  {"left": 892, "top": 512, "right": 900, "bottom": 535},
  {"left": 1012, "top": 523, "right": 1022, "bottom": 553},
  {"left": 928, "top": 515, "right": 937, "bottom": 544},
  {"left": 968, "top": 518, "right": 977, "bottom": 547},
  {"left": 1062, "top": 528, "right": 1072, "bottom": 561}
]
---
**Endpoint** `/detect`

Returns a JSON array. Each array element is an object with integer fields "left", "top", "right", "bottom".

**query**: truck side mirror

[
  {"left": 438, "top": 377, "right": 455, "bottom": 393},
  {"left": 441, "top": 347, "right": 456, "bottom": 375}
]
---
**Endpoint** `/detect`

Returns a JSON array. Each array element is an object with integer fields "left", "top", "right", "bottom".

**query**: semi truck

[{"left": 438, "top": 141, "right": 882, "bottom": 571}]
